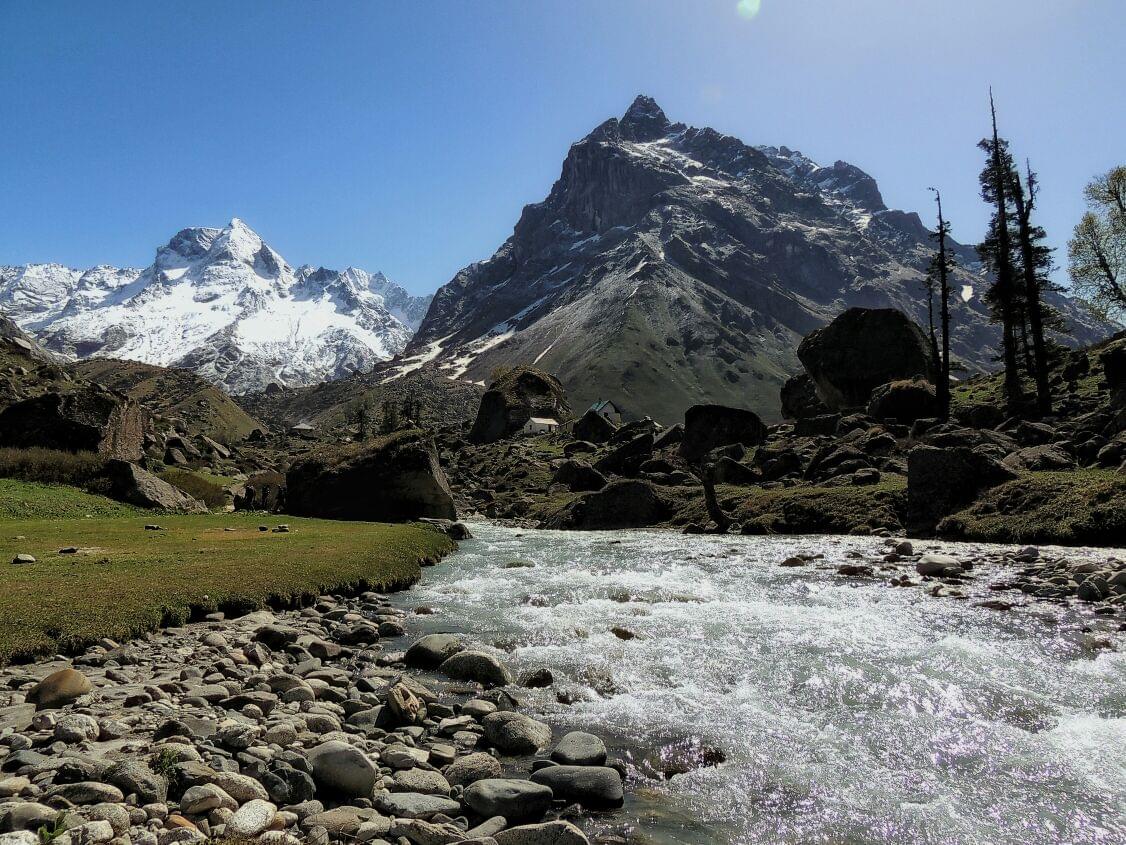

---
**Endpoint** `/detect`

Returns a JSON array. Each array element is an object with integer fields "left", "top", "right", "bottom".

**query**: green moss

[
  {"left": 938, "top": 470, "right": 1126, "bottom": 545},
  {"left": 672, "top": 478, "right": 908, "bottom": 534},
  {"left": 0, "top": 481, "right": 454, "bottom": 664}
]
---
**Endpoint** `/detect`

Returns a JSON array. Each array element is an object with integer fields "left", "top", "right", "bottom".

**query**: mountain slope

[
  {"left": 402, "top": 96, "right": 1109, "bottom": 422},
  {"left": 0, "top": 220, "right": 431, "bottom": 394}
]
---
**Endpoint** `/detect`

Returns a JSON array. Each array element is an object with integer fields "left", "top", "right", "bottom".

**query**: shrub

[
  {"left": 158, "top": 468, "right": 227, "bottom": 510},
  {"left": 0, "top": 447, "right": 106, "bottom": 486}
]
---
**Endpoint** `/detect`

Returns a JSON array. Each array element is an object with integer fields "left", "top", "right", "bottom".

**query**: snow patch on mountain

[{"left": 0, "top": 219, "right": 431, "bottom": 394}]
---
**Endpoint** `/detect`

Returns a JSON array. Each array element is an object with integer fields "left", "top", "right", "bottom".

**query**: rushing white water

[{"left": 396, "top": 524, "right": 1126, "bottom": 845}]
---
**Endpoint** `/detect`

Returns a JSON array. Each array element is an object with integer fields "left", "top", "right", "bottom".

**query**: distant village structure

[
  {"left": 589, "top": 399, "right": 622, "bottom": 425},
  {"left": 522, "top": 416, "right": 560, "bottom": 435}
]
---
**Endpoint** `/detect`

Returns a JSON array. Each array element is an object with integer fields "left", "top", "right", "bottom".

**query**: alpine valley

[{"left": 0, "top": 219, "right": 431, "bottom": 394}]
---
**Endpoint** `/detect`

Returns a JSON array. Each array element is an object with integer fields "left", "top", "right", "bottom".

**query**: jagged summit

[
  {"left": 0, "top": 220, "right": 432, "bottom": 394},
  {"left": 401, "top": 96, "right": 1108, "bottom": 421}
]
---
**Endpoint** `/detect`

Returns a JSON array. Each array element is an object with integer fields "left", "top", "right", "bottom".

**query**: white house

[
  {"left": 522, "top": 417, "right": 559, "bottom": 435},
  {"left": 589, "top": 399, "right": 622, "bottom": 425}
]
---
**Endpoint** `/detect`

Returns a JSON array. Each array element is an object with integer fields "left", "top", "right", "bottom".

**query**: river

[{"left": 393, "top": 524, "right": 1126, "bottom": 845}]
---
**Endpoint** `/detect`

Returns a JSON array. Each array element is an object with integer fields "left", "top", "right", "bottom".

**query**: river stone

[
  {"left": 26, "top": 667, "right": 92, "bottom": 709},
  {"left": 482, "top": 711, "right": 552, "bottom": 754},
  {"left": 391, "top": 767, "right": 451, "bottom": 796},
  {"left": 438, "top": 650, "right": 513, "bottom": 688},
  {"left": 374, "top": 792, "right": 461, "bottom": 819},
  {"left": 174, "top": 763, "right": 267, "bottom": 804},
  {"left": 0, "top": 802, "right": 58, "bottom": 832},
  {"left": 65, "top": 820, "right": 114, "bottom": 843},
  {"left": 493, "top": 822, "right": 591, "bottom": 845},
  {"left": 916, "top": 554, "right": 963, "bottom": 576},
  {"left": 54, "top": 713, "right": 100, "bottom": 743},
  {"left": 86, "top": 804, "right": 130, "bottom": 837},
  {"left": 444, "top": 751, "right": 503, "bottom": 786},
  {"left": 405, "top": 634, "right": 465, "bottom": 668},
  {"left": 45, "top": 781, "right": 124, "bottom": 805},
  {"left": 550, "top": 732, "right": 607, "bottom": 766},
  {"left": 529, "top": 765, "right": 623, "bottom": 809},
  {"left": 105, "top": 760, "right": 168, "bottom": 804},
  {"left": 180, "top": 784, "right": 237, "bottom": 814},
  {"left": 307, "top": 740, "right": 378, "bottom": 798},
  {"left": 227, "top": 799, "right": 277, "bottom": 837},
  {"left": 463, "top": 778, "right": 553, "bottom": 824}
]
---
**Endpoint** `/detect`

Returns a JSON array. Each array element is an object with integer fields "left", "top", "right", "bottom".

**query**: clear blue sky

[{"left": 2, "top": 1, "right": 1123, "bottom": 295}]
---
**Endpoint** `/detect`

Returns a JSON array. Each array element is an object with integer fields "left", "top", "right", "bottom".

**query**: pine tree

[
  {"left": 927, "top": 188, "right": 955, "bottom": 418},
  {"left": 977, "top": 92, "right": 1025, "bottom": 412},
  {"left": 1008, "top": 161, "right": 1055, "bottom": 414}
]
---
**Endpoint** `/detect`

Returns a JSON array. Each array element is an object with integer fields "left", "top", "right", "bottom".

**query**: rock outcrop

[
  {"left": 906, "top": 445, "right": 1019, "bottom": 534},
  {"left": 867, "top": 378, "right": 940, "bottom": 423},
  {"left": 103, "top": 460, "right": 208, "bottom": 513},
  {"left": 797, "top": 308, "right": 936, "bottom": 410},
  {"left": 286, "top": 430, "right": 456, "bottom": 521},
  {"left": 545, "top": 479, "right": 669, "bottom": 530},
  {"left": 469, "top": 367, "right": 570, "bottom": 444},
  {"left": 679, "top": 404, "right": 767, "bottom": 464},
  {"left": 0, "top": 387, "right": 144, "bottom": 460},
  {"left": 572, "top": 408, "right": 617, "bottom": 443}
]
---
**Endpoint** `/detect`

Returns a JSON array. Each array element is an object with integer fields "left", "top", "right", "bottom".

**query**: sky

[{"left": 1, "top": 0, "right": 1123, "bottom": 296}]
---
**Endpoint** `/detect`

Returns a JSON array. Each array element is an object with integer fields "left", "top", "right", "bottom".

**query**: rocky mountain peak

[{"left": 618, "top": 94, "right": 672, "bottom": 142}]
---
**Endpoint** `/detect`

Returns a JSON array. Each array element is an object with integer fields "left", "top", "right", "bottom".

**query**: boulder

[
  {"left": 307, "top": 740, "right": 379, "bottom": 799},
  {"left": 1002, "top": 444, "right": 1076, "bottom": 472},
  {"left": 0, "top": 387, "right": 144, "bottom": 460},
  {"left": 679, "top": 404, "right": 766, "bottom": 464},
  {"left": 438, "top": 650, "right": 514, "bottom": 688},
  {"left": 544, "top": 479, "right": 670, "bottom": 530},
  {"left": 552, "top": 460, "right": 607, "bottom": 492},
  {"left": 443, "top": 752, "right": 503, "bottom": 787},
  {"left": 102, "top": 460, "right": 208, "bottom": 513},
  {"left": 404, "top": 634, "right": 464, "bottom": 668},
  {"left": 572, "top": 409, "right": 617, "bottom": 443},
  {"left": 469, "top": 367, "right": 570, "bottom": 444},
  {"left": 481, "top": 711, "right": 553, "bottom": 754},
  {"left": 529, "top": 765, "right": 624, "bottom": 809},
  {"left": 594, "top": 433, "right": 654, "bottom": 476},
  {"left": 866, "top": 378, "right": 939, "bottom": 423},
  {"left": 26, "top": 667, "right": 92, "bottom": 709},
  {"left": 286, "top": 430, "right": 456, "bottom": 521},
  {"left": 494, "top": 822, "right": 591, "bottom": 845},
  {"left": 906, "top": 445, "right": 1019, "bottom": 534},
  {"left": 780, "top": 372, "right": 830, "bottom": 420},
  {"left": 797, "top": 308, "right": 936, "bottom": 410},
  {"left": 463, "top": 778, "right": 554, "bottom": 824},
  {"left": 551, "top": 732, "right": 607, "bottom": 766}
]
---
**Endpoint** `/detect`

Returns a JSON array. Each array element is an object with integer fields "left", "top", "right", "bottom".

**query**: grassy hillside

[
  {"left": 70, "top": 358, "right": 263, "bottom": 441},
  {"left": 0, "top": 479, "right": 455, "bottom": 664}
]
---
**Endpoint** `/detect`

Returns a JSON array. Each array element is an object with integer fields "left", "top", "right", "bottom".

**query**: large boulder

[
  {"left": 26, "top": 668, "right": 92, "bottom": 710},
  {"left": 544, "top": 479, "right": 670, "bottom": 530},
  {"left": 572, "top": 409, "right": 617, "bottom": 443},
  {"left": 286, "top": 430, "right": 456, "bottom": 521},
  {"left": 906, "top": 445, "right": 1019, "bottom": 534},
  {"left": 0, "top": 387, "right": 144, "bottom": 459},
  {"left": 679, "top": 404, "right": 766, "bottom": 464},
  {"left": 797, "top": 308, "right": 936, "bottom": 410},
  {"left": 469, "top": 367, "right": 570, "bottom": 444},
  {"left": 866, "top": 378, "right": 940, "bottom": 423},
  {"left": 1101, "top": 337, "right": 1126, "bottom": 405},
  {"left": 552, "top": 460, "right": 607, "bottom": 492},
  {"left": 780, "top": 373, "right": 830, "bottom": 420},
  {"left": 103, "top": 460, "right": 207, "bottom": 513}
]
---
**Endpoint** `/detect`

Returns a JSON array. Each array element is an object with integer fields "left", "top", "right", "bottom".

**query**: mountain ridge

[
  {"left": 0, "top": 219, "right": 431, "bottom": 394},
  {"left": 399, "top": 95, "right": 1109, "bottom": 421}
]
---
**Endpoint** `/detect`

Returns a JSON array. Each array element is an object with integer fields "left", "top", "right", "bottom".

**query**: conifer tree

[
  {"left": 977, "top": 92, "right": 1025, "bottom": 411},
  {"left": 927, "top": 188, "right": 955, "bottom": 418}
]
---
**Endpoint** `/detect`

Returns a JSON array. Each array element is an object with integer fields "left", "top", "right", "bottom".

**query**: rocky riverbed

[{"left": 0, "top": 589, "right": 623, "bottom": 845}]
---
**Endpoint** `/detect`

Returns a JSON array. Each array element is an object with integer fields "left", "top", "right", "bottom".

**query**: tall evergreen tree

[
  {"left": 1008, "top": 161, "right": 1055, "bottom": 414},
  {"left": 977, "top": 92, "right": 1025, "bottom": 411},
  {"left": 927, "top": 188, "right": 955, "bottom": 418}
]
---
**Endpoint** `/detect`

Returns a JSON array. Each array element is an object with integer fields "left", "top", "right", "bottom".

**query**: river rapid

[{"left": 393, "top": 524, "right": 1126, "bottom": 845}]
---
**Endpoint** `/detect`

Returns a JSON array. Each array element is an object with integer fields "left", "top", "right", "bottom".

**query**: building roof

[
  {"left": 589, "top": 399, "right": 620, "bottom": 413},
  {"left": 527, "top": 417, "right": 559, "bottom": 426}
]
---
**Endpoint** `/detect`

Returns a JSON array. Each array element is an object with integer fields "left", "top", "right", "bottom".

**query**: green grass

[
  {"left": 0, "top": 480, "right": 455, "bottom": 664},
  {"left": 938, "top": 470, "right": 1126, "bottom": 545},
  {"left": 156, "top": 468, "right": 228, "bottom": 509},
  {"left": 672, "top": 478, "right": 908, "bottom": 534}
]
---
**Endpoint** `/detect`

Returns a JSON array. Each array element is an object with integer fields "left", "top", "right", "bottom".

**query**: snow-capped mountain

[
  {"left": 401, "top": 95, "right": 1109, "bottom": 421},
  {"left": 0, "top": 219, "right": 431, "bottom": 394}
]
